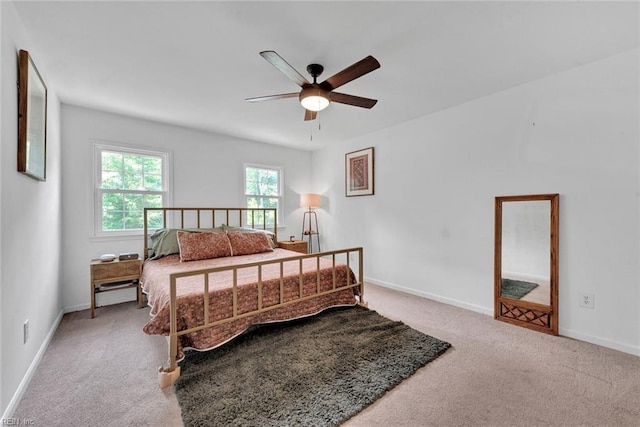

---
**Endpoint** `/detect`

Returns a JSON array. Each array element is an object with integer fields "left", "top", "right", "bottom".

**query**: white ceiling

[{"left": 12, "top": 1, "right": 639, "bottom": 150}]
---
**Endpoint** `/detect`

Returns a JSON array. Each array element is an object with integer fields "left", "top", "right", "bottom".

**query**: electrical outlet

[
  {"left": 23, "top": 319, "right": 29, "bottom": 343},
  {"left": 579, "top": 292, "right": 595, "bottom": 309}
]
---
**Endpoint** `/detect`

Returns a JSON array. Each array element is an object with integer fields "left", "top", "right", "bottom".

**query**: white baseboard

[
  {"left": 2, "top": 309, "right": 64, "bottom": 421},
  {"left": 63, "top": 303, "right": 90, "bottom": 313},
  {"left": 560, "top": 327, "right": 640, "bottom": 357},
  {"left": 365, "top": 276, "right": 493, "bottom": 316},
  {"left": 366, "top": 276, "right": 639, "bottom": 357},
  {"left": 65, "top": 288, "right": 138, "bottom": 314}
]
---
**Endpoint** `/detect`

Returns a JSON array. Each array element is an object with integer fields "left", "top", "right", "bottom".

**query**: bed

[{"left": 140, "top": 207, "right": 365, "bottom": 387}]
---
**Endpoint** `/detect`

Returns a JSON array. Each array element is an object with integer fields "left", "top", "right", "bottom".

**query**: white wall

[
  {"left": 61, "top": 105, "right": 313, "bottom": 311},
  {"left": 1, "top": 1, "right": 63, "bottom": 417},
  {"left": 0, "top": 1, "right": 4, "bottom": 413},
  {"left": 312, "top": 49, "right": 639, "bottom": 355}
]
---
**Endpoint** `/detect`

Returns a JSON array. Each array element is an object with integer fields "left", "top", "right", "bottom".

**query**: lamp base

[{"left": 301, "top": 209, "right": 320, "bottom": 253}]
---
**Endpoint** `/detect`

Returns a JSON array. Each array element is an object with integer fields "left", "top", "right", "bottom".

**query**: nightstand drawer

[
  {"left": 278, "top": 240, "right": 308, "bottom": 254},
  {"left": 91, "top": 259, "right": 141, "bottom": 282}
]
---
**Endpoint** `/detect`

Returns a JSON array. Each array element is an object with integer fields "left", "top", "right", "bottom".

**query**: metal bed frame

[{"left": 142, "top": 207, "right": 365, "bottom": 387}]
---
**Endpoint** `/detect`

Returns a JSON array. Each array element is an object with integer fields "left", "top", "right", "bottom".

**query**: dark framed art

[
  {"left": 18, "top": 49, "right": 48, "bottom": 181},
  {"left": 345, "top": 147, "right": 374, "bottom": 197}
]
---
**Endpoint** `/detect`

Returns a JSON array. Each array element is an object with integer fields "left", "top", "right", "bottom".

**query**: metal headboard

[{"left": 143, "top": 207, "right": 278, "bottom": 260}]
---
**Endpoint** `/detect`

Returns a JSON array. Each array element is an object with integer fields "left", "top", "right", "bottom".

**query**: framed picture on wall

[
  {"left": 345, "top": 147, "right": 374, "bottom": 197},
  {"left": 18, "top": 49, "right": 48, "bottom": 181}
]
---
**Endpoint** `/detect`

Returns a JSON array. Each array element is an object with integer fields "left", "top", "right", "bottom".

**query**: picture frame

[
  {"left": 345, "top": 147, "right": 374, "bottom": 197},
  {"left": 18, "top": 49, "right": 48, "bottom": 181}
]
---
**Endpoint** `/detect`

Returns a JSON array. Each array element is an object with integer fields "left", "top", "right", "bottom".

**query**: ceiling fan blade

[
  {"left": 304, "top": 109, "right": 317, "bottom": 121},
  {"left": 321, "top": 55, "right": 380, "bottom": 91},
  {"left": 260, "top": 51, "right": 310, "bottom": 87},
  {"left": 245, "top": 92, "right": 299, "bottom": 103},
  {"left": 330, "top": 92, "right": 378, "bottom": 109}
]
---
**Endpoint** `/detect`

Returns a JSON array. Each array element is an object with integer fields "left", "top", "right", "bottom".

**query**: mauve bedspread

[{"left": 141, "top": 248, "right": 357, "bottom": 357}]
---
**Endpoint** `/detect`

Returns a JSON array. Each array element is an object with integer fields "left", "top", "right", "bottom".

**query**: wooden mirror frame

[{"left": 494, "top": 193, "right": 559, "bottom": 335}]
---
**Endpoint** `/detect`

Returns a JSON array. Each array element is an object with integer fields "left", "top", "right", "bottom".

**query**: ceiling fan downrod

[{"left": 306, "top": 63, "right": 324, "bottom": 83}]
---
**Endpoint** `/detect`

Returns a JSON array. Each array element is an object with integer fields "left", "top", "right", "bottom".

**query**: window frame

[
  {"left": 243, "top": 163, "right": 283, "bottom": 227},
  {"left": 93, "top": 143, "right": 171, "bottom": 237}
]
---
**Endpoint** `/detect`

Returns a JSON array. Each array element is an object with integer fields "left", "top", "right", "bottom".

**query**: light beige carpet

[{"left": 12, "top": 283, "right": 640, "bottom": 426}]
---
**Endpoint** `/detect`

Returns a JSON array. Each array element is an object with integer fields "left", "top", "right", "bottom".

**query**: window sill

[{"left": 89, "top": 233, "right": 146, "bottom": 243}]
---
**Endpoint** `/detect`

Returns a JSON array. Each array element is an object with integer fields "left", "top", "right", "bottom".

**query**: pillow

[
  {"left": 176, "top": 231, "right": 232, "bottom": 262},
  {"left": 221, "top": 224, "right": 278, "bottom": 249},
  {"left": 149, "top": 227, "right": 223, "bottom": 259},
  {"left": 227, "top": 231, "right": 274, "bottom": 256}
]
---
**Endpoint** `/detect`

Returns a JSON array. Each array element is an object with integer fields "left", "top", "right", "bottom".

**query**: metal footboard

[{"left": 165, "top": 247, "right": 365, "bottom": 375}]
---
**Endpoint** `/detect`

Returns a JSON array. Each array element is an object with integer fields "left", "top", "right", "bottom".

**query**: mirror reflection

[{"left": 500, "top": 201, "right": 550, "bottom": 305}]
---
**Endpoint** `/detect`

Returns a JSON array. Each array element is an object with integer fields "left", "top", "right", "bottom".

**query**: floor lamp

[{"left": 300, "top": 193, "right": 321, "bottom": 253}]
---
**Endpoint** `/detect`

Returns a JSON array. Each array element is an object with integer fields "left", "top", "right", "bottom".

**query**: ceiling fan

[{"left": 246, "top": 51, "right": 381, "bottom": 121}]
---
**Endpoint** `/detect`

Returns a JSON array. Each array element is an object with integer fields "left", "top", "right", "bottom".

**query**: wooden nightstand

[
  {"left": 278, "top": 240, "right": 308, "bottom": 254},
  {"left": 90, "top": 258, "right": 142, "bottom": 318}
]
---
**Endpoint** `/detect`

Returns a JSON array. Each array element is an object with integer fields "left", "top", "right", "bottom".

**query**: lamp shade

[{"left": 300, "top": 193, "right": 321, "bottom": 209}]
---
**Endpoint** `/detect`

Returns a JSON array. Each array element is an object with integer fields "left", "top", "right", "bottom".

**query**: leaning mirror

[{"left": 494, "top": 194, "right": 559, "bottom": 335}]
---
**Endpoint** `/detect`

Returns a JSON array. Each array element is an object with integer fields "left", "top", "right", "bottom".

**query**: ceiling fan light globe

[
  {"left": 301, "top": 96, "right": 330, "bottom": 112},
  {"left": 300, "top": 88, "right": 330, "bottom": 112}
]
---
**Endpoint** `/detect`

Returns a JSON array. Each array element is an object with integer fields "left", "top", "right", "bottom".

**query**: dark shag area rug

[
  {"left": 174, "top": 306, "right": 451, "bottom": 427},
  {"left": 501, "top": 278, "right": 539, "bottom": 299}
]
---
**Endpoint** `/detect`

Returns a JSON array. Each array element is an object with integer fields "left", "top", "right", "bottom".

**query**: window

[
  {"left": 94, "top": 144, "right": 170, "bottom": 235},
  {"left": 244, "top": 164, "right": 282, "bottom": 226}
]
